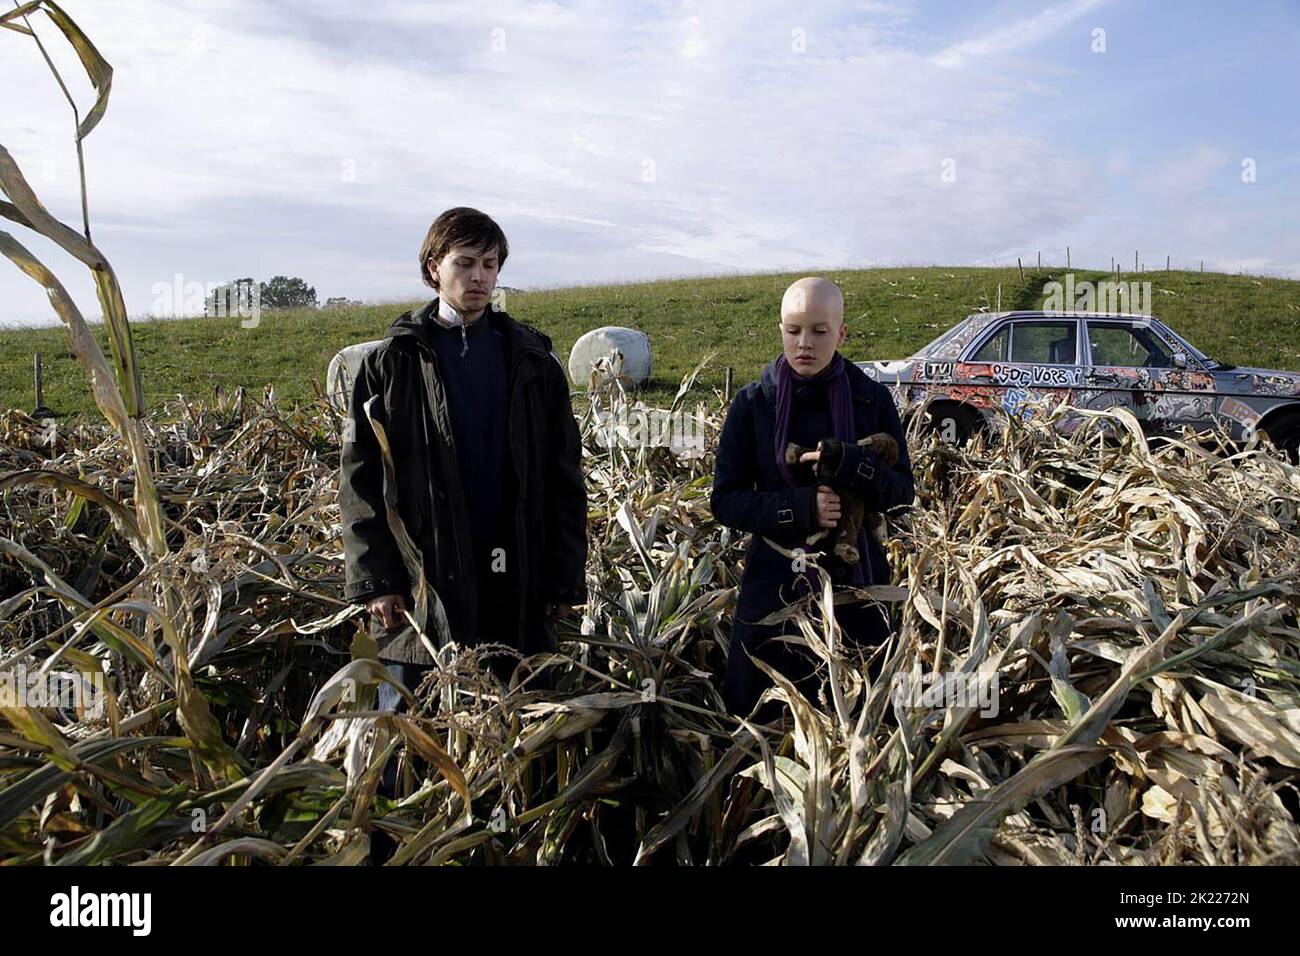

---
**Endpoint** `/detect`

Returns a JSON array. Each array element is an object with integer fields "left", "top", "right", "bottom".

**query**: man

[
  {"left": 710, "top": 277, "right": 914, "bottom": 716},
  {"left": 338, "top": 207, "right": 587, "bottom": 704}
]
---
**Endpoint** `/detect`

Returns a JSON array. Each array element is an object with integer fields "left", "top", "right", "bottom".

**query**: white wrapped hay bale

[
  {"left": 326, "top": 339, "right": 384, "bottom": 412},
  {"left": 568, "top": 326, "right": 652, "bottom": 388}
]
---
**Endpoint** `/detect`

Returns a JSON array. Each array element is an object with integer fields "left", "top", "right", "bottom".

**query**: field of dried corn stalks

[
  {"left": 2, "top": 372, "right": 1298, "bottom": 866},
  {"left": 4, "top": 0, "right": 1298, "bottom": 867}
]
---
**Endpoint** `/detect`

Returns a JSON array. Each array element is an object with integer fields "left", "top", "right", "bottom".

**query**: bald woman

[{"left": 710, "top": 277, "right": 915, "bottom": 717}]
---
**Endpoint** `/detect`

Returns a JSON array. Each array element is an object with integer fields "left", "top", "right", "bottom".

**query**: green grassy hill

[{"left": 4, "top": 266, "right": 1300, "bottom": 421}]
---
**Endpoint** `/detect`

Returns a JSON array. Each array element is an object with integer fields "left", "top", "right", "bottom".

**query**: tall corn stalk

[
  {"left": 0, "top": 0, "right": 165, "bottom": 561},
  {"left": 0, "top": 3, "right": 247, "bottom": 786}
]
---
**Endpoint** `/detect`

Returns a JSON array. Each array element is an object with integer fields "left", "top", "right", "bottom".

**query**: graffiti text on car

[{"left": 991, "top": 364, "right": 1085, "bottom": 388}]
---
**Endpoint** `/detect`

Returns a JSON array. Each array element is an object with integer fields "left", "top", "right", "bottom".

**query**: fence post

[
  {"left": 1017, "top": 257, "right": 1023, "bottom": 281},
  {"left": 32, "top": 352, "right": 54, "bottom": 419},
  {"left": 723, "top": 367, "right": 733, "bottom": 405},
  {"left": 1066, "top": 246, "right": 1071, "bottom": 269}
]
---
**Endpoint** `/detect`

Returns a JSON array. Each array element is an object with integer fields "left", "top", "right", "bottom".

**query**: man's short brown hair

[{"left": 419, "top": 207, "right": 509, "bottom": 290}]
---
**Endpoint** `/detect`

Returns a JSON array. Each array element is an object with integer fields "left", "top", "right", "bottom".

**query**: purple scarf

[{"left": 772, "top": 352, "right": 873, "bottom": 587}]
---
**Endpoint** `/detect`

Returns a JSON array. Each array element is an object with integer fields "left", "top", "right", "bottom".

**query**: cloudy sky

[{"left": 1, "top": 0, "right": 1297, "bottom": 326}]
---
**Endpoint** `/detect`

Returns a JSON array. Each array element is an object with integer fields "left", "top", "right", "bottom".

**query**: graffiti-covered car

[{"left": 858, "top": 310, "right": 1300, "bottom": 460}]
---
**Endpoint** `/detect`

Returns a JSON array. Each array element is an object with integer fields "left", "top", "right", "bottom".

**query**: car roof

[
  {"left": 969, "top": 310, "right": 1157, "bottom": 320},
  {"left": 918, "top": 310, "right": 1167, "bottom": 360}
]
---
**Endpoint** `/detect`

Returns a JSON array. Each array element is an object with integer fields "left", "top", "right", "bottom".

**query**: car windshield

[
  {"left": 916, "top": 319, "right": 979, "bottom": 356},
  {"left": 1151, "top": 320, "right": 1217, "bottom": 365}
]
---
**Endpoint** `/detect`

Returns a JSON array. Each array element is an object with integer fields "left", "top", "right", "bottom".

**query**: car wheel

[
  {"left": 923, "top": 404, "right": 981, "bottom": 447},
  {"left": 1259, "top": 411, "right": 1300, "bottom": 465}
]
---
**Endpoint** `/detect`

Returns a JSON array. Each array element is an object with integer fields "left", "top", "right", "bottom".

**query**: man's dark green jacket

[{"left": 338, "top": 298, "right": 588, "bottom": 664}]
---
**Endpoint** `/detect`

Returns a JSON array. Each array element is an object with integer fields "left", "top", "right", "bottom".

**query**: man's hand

[
  {"left": 815, "top": 484, "right": 842, "bottom": 529},
  {"left": 367, "top": 593, "right": 408, "bottom": 630}
]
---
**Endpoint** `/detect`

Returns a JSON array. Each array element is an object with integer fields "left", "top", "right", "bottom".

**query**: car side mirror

[{"left": 1171, "top": 352, "right": 1187, "bottom": 369}]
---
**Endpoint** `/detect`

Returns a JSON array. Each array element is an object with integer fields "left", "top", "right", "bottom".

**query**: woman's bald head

[
  {"left": 778, "top": 277, "right": 846, "bottom": 375},
  {"left": 780, "top": 276, "right": 844, "bottom": 327}
]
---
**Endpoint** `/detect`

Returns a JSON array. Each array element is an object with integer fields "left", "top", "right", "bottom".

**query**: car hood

[
  {"left": 857, "top": 359, "right": 915, "bottom": 383},
  {"left": 1213, "top": 365, "right": 1300, "bottom": 396}
]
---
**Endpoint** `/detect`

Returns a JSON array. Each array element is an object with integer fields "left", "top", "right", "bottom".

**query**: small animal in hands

[{"left": 784, "top": 432, "right": 899, "bottom": 564}]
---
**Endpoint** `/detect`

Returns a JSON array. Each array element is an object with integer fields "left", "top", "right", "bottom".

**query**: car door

[
  {"left": 1082, "top": 320, "right": 1216, "bottom": 434},
  {"left": 963, "top": 318, "right": 1083, "bottom": 421}
]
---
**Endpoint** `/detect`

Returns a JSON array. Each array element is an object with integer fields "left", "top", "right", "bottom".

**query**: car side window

[
  {"left": 970, "top": 325, "right": 1009, "bottom": 362},
  {"left": 1009, "top": 321, "right": 1076, "bottom": 364},
  {"left": 1088, "top": 323, "right": 1174, "bottom": 367}
]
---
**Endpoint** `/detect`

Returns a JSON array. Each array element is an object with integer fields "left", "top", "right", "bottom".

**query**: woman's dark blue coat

[{"left": 710, "top": 356, "right": 915, "bottom": 715}]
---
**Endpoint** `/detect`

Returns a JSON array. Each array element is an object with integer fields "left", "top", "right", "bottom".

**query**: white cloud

[
  {"left": 930, "top": 0, "right": 1108, "bottom": 69},
  {"left": 0, "top": 0, "right": 1293, "bottom": 329}
]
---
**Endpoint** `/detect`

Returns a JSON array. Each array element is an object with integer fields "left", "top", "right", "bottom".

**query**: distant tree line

[{"left": 205, "top": 275, "right": 320, "bottom": 315}]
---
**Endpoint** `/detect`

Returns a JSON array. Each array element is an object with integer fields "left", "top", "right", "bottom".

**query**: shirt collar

[{"left": 434, "top": 297, "right": 466, "bottom": 328}]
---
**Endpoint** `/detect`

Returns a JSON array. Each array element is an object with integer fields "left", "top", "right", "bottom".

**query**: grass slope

[{"left": 4, "top": 266, "right": 1300, "bottom": 421}]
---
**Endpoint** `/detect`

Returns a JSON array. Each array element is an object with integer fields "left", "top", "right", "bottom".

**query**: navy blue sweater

[{"left": 427, "top": 316, "right": 509, "bottom": 568}]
